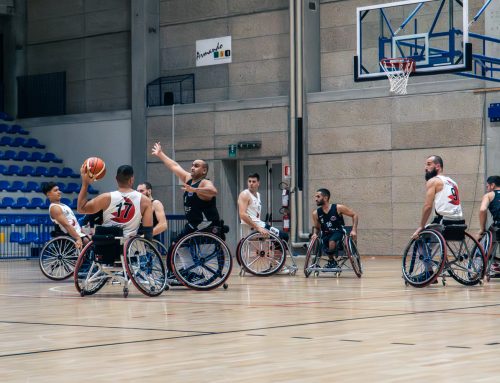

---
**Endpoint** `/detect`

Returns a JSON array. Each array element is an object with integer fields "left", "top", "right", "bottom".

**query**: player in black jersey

[
  {"left": 311, "top": 188, "right": 358, "bottom": 268},
  {"left": 479, "top": 175, "right": 500, "bottom": 273},
  {"left": 151, "top": 142, "right": 221, "bottom": 240}
]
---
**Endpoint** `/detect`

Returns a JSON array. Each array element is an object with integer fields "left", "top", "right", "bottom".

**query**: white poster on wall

[{"left": 196, "top": 36, "right": 232, "bottom": 67}]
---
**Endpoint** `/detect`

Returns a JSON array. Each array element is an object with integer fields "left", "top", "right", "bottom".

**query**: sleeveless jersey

[
  {"left": 184, "top": 178, "right": 220, "bottom": 228},
  {"left": 434, "top": 175, "right": 463, "bottom": 218},
  {"left": 489, "top": 190, "right": 500, "bottom": 222},
  {"left": 49, "top": 203, "right": 84, "bottom": 237},
  {"left": 102, "top": 190, "right": 143, "bottom": 238},
  {"left": 240, "top": 190, "right": 264, "bottom": 225},
  {"left": 317, "top": 204, "right": 345, "bottom": 234},
  {"left": 152, "top": 199, "right": 159, "bottom": 227}
]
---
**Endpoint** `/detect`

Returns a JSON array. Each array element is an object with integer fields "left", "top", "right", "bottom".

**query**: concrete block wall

[
  {"left": 159, "top": 0, "right": 290, "bottom": 102},
  {"left": 26, "top": 0, "right": 131, "bottom": 114}
]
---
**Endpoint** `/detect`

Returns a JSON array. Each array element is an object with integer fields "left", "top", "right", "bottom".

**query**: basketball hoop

[{"left": 380, "top": 58, "right": 415, "bottom": 95}]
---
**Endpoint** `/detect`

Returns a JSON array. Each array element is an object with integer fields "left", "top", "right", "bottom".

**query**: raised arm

[
  {"left": 182, "top": 179, "right": 217, "bottom": 201},
  {"left": 151, "top": 142, "right": 190, "bottom": 183},
  {"left": 337, "top": 204, "right": 358, "bottom": 240},
  {"left": 77, "top": 164, "right": 111, "bottom": 215}
]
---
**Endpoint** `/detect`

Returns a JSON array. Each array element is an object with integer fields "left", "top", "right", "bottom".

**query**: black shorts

[{"left": 322, "top": 230, "right": 344, "bottom": 248}]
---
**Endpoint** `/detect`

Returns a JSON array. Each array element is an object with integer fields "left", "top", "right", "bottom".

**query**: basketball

[{"left": 84, "top": 157, "right": 106, "bottom": 180}]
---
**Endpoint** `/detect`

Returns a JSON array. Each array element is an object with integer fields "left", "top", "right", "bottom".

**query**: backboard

[{"left": 354, "top": 0, "right": 472, "bottom": 82}]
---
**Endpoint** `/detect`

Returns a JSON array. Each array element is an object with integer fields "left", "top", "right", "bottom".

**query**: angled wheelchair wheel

[
  {"left": 446, "top": 231, "right": 486, "bottom": 286},
  {"left": 304, "top": 236, "right": 322, "bottom": 278},
  {"left": 171, "top": 232, "right": 232, "bottom": 290},
  {"left": 124, "top": 237, "right": 167, "bottom": 297},
  {"left": 238, "top": 232, "right": 285, "bottom": 276},
  {"left": 235, "top": 238, "right": 244, "bottom": 267},
  {"left": 345, "top": 236, "right": 363, "bottom": 278},
  {"left": 39, "top": 236, "right": 79, "bottom": 280},
  {"left": 74, "top": 242, "right": 109, "bottom": 296},
  {"left": 402, "top": 230, "right": 445, "bottom": 287}
]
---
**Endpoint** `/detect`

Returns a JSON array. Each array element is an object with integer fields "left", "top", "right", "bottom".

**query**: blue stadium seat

[
  {"left": 10, "top": 232, "right": 22, "bottom": 243},
  {"left": 28, "top": 151, "right": 43, "bottom": 162},
  {"left": 4, "top": 164, "right": 21, "bottom": 176},
  {"left": 0, "top": 112, "right": 14, "bottom": 121},
  {"left": 39, "top": 215, "right": 52, "bottom": 224},
  {"left": 34, "top": 232, "right": 51, "bottom": 245},
  {"left": 22, "top": 138, "right": 45, "bottom": 149},
  {"left": 19, "top": 232, "right": 37, "bottom": 244},
  {"left": 12, "top": 197, "right": 30, "bottom": 209},
  {"left": 41, "top": 152, "right": 63, "bottom": 163},
  {"left": 0, "top": 216, "right": 14, "bottom": 226},
  {"left": 7, "top": 124, "right": 29, "bottom": 135},
  {"left": 10, "top": 137, "right": 26, "bottom": 147},
  {"left": 43, "top": 199, "right": 51, "bottom": 209},
  {"left": 22, "top": 181, "right": 41, "bottom": 193},
  {"left": 28, "top": 197, "right": 45, "bottom": 209},
  {"left": 28, "top": 216, "right": 41, "bottom": 226},
  {"left": 0, "top": 123, "right": 9, "bottom": 133},
  {"left": 19, "top": 165, "right": 35, "bottom": 176},
  {"left": 33, "top": 166, "right": 48, "bottom": 177},
  {"left": 14, "top": 151, "right": 30, "bottom": 161},
  {"left": 6, "top": 180, "right": 24, "bottom": 192},
  {"left": 0, "top": 136, "right": 13, "bottom": 146},
  {"left": 0, "top": 180, "right": 9, "bottom": 191},
  {"left": 1, "top": 197, "right": 15, "bottom": 209},
  {"left": 56, "top": 182, "right": 66, "bottom": 192},
  {"left": 14, "top": 216, "right": 29, "bottom": 226},
  {"left": 0, "top": 149, "right": 16, "bottom": 160},
  {"left": 46, "top": 167, "right": 61, "bottom": 177},
  {"left": 65, "top": 182, "right": 80, "bottom": 193},
  {"left": 61, "top": 198, "right": 72, "bottom": 206},
  {"left": 88, "top": 185, "right": 99, "bottom": 194},
  {"left": 60, "top": 167, "right": 79, "bottom": 178},
  {"left": 71, "top": 198, "right": 78, "bottom": 209},
  {"left": 0, "top": 164, "right": 7, "bottom": 174}
]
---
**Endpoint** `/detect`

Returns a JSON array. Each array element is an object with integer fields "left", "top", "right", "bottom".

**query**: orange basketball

[{"left": 84, "top": 157, "right": 106, "bottom": 180}]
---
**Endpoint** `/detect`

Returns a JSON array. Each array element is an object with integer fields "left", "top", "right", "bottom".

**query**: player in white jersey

[
  {"left": 412, "top": 155, "right": 464, "bottom": 239},
  {"left": 238, "top": 173, "right": 288, "bottom": 240},
  {"left": 42, "top": 182, "right": 88, "bottom": 249},
  {"left": 77, "top": 165, "right": 153, "bottom": 241}
]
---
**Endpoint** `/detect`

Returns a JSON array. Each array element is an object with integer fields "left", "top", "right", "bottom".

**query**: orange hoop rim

[{"left": 380, "top": 57, "right": 416, "bottom": 72}]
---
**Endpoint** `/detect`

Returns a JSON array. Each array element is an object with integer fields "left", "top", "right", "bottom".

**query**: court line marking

[{"left": 1, "top": 302, "right": 499, "bottom": 359}]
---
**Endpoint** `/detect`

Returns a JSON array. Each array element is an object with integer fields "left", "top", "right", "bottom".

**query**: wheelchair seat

[
  {"left": 442, "top": 219, "right": 467, "bottom": 242},
  {"left": 93, "top": 226, "right": 124, "bottom": 265}
]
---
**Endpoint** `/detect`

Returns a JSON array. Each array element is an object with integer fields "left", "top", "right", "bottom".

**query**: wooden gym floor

[{"left": 0, "top": 256, "right": 499, "bottom": 382}]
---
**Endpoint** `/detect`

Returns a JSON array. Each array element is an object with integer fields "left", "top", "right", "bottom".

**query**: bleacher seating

[
  {"left": 19, "top": 165, "right": 35, "bottom": 176},
  {"left": 0, "top": 136, "right": 13, "bottom": 146},
  {"left": 0, "top": 180, "right": 9, "bottom": 191},
  {"left": 7, "top": 124, "right": 29, "bottom": 135},
  {"left": 11, "top": 137, "right": 26, "bottom": 147},
  {"left": 22, "top": 138, "right": 45, "bottom": 149},
  {"left": 22, "top": 181, "right": 41, "bottom": 193},
  {"left": 14, "top": 151, "right": 30, "bottom": 161},
  {"left": 0, "top": 124, "right": 9, "bottom": 133},
  {"left": 0, "top": 149, "right": 16, "bottom": 160},
  {"left": 28, "top": 152, "right": 43, "bottom": 162},
  {"left": 6, "top": 181, "right": 24, "bottom": 192},
  {"left": 19, "top": 232, "right": 37, "bottom": 245},
  {"left": 9, "top": 232, "right": 22, "bottom": 243},
  {"left": 28, "top": 197, "right": 45, "bottom": 209},
  {"left": 4, "top": 164, "right": 20, "bottom": 176},
  {"left": 0, "top": 164, "right": 6, "bottom": 174},
  {"left": 0, "top": 112, "right": 14, "bottom": 121},
  {"left": 33, "top": 166, "right": 48, "bottom": 177},
  {"left": 12, "top": 197, "right": 30, "bottom": 209},
  {"left": 46, "top": 167, "right": 61, "bottom": 177},
  {"left": 41, "top": 152, "right": 63, "bottom": 163}
]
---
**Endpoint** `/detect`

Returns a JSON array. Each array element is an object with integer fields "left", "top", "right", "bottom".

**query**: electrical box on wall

[
  {"left": 488, "top": 103, "right": 500, "bottom": 122},
  {"left": 237, "top": 141, "right": 261, "bottom": 150}
]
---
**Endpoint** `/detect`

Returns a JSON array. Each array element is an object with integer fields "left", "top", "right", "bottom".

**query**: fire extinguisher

[{"left": 282, "top": 210, "right": 290, "bottom": 232}]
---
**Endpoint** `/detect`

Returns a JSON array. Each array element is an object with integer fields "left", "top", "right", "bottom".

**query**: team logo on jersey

[
  {"left": 448, "top": 183, "right": 460, "bottom": 206},
  {"left": 111, "top": 197, "right": 136, "bottom": 223}
]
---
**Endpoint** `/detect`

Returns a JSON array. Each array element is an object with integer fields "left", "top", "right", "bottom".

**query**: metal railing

[{"left": 0, "top": 214, "right": 187, "bottom": 259}]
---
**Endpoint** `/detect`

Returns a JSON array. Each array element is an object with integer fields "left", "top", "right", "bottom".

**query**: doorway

[{"left": 239, "top": 160, "right": 284, "bottom": 240}]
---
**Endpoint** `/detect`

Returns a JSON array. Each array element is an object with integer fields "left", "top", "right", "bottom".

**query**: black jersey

[
  {"left": 184, "top": 178, "right": 220, "bottom": 228},
  {"left": 317, "top": 204, "right": 345, "bottom": 234},
  {"left": 489, "top": 190, "right": 500, "bottom": 223}
]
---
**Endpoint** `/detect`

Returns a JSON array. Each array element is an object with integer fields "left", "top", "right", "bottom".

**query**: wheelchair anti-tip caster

[
  {"left": 223, "top": 283, "right": 228, "bottom": 289},
  {"left": 123, "top": 287, "right": 129, "bottom": 298}
]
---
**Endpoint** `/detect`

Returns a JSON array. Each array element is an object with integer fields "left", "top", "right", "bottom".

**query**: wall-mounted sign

[{"left": 196, "top": 36, "right": 232, "bottom": 67}]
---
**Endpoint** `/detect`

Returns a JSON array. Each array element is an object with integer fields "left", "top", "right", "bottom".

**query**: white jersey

[
  {"left": 102, "top": 190, "right": 143, "bottom": 238},
  {"left": 240, "top": 189, "right": 265, "bottom": 237},
  {"left": 434, "top": 175, "right": 463, "bottom": 219},
  {"left": 49, "top": 203, "right": 85, "bottom": 237}
]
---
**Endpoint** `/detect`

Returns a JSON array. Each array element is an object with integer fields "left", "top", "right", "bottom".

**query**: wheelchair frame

[
  {"left": 39, "top": 235, "right": 80, "bottom": 280},
  {"left": 236, "top": 231, "right": 298, "bottom": 277},
  {"left": 303, "top": 226, "right": 363, "bottom": 278},
  {"left": 402, "top": 224, "right": 486, "bottom": 287},
  {"left": 168, "top": 231, "right": 233, "bottom": 290},
  {"left": 74, "top": 234, "right": 167, "bottom": 297},
  {"left": 479, "top": 226, "right": 500, "bottom": 282}
]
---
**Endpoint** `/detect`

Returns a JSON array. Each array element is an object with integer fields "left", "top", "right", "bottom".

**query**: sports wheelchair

[
  {"left": 303, "top": 226, "right": 362, "bottom": 278},
  {"left": 39, "top": 228, "right": 80, "bottom": 281},
  {"left": 166, "top": 223, "right": 233, "bottom": 290},
  {"left": 402, "top": 221, "right": 486, "bottom": 287},
  {"left": 479, "top": 225, "right": 500, "bottom": 282},
  {"left": 74, "top": 226, "right": 167, "bottom": 297},
  {"left": 236, "top": 230, "right": 298, "bottom": 277}
]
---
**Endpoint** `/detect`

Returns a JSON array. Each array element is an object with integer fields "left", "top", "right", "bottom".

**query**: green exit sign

[{"left": 228, "top": 144, "right": 237, "bottom": 158}]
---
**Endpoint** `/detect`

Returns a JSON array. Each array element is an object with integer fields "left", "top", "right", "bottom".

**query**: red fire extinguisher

[{"left": 282, "top": 210, "right": 290, "bottom": 232}]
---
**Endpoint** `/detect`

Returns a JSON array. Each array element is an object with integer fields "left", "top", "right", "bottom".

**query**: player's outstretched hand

[{"left": 152, "top": 142, "right": 163, "bottom": 157}]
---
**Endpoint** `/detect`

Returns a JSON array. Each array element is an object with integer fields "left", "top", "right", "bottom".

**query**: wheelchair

[
  {"left": 236, "top": 231, "right": 298, "bottom": 277},
  {"left": 479, "top": 225, "right": 500, "bottom": 282},
  {"left": 167, "top": 223, "right": 233, "bottom": 290},
  {"left": 303, "top": 226, "right": 362, "bottom": 278},
  {"left": 39, "top": 229, "right": 80, "bottom": 281},
  {"left": 74, "top": 226, "right": 167, "bottom": 297},
  {"left": 402, "top": 221, "right": 486, "bottom": 287}
]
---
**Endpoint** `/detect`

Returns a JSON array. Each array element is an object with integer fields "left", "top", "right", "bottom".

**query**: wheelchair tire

[
  {"left": 446, "top": 231, "right": 486, "bottom": 286},
  {"left": 39, "top": 236, "right": 79, "bottom": 280},
  {"left": 237, "top": 232, "right": 286, "bottom": 276},
  {"left": 479, "top": 231, "right": 494, "bottom": 282},
  {"left": 74, "top": 242, "right": 109, "bottom": 296},
  {"left": 235, "top": 238, "right": 244, "bottom": 267},
  {"left": 171, "top": 232, "right": 232, "bottom": 290},
  {"left": 402, "top": 230, "right": 445, "bottom": 287},
  {"left": 304, "top": 236, "right": 321, "bottom": 278},
  {"left": 344, "top": 236, "right": 363, "bottom": 278},
  {"left": 124, "top": 237, "right": 167, "bottom": 297}
]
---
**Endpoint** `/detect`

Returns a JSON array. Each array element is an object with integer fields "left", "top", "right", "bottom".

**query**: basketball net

[{"left": 380, "top": 58, "right": 415, "bottom": 95}]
